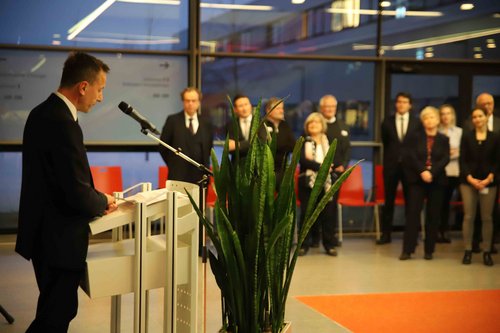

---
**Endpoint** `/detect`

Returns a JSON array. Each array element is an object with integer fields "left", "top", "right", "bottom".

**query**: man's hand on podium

[{"left": 104, "top": 193, "right": 118, "bottom": 215}]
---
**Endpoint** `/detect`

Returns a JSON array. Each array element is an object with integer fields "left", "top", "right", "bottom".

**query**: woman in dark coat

[
  {"left": 400, "top": 106, "right": 450, "bottom": 260},
  {"left": 459, "top": 107, "right": 499, "bottom": 266}
]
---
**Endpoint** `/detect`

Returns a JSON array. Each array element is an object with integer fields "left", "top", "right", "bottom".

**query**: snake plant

[{"left": 186, "top": 98, "right": 358, "bottom": 333}]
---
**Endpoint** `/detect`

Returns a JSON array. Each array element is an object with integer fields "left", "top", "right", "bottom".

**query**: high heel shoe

[
  {"left": 483, "top": 252, "right": 494, "bottom": 266},
  {"left": 462, "top": 250, "right": 472, "bottom": 265}
]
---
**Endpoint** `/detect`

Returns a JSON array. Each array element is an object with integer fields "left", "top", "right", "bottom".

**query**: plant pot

[{"left": 221, "top": 322, "right": 292, "bottom": 333}]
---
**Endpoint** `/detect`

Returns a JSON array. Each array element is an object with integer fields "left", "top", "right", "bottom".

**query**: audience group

[{"left": 160, "top": 88, "right": 499, "bottom": 266}]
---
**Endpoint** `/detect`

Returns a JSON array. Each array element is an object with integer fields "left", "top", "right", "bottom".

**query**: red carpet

[{"left": 296, "top": 289, "right": 500, "bottom": 333}]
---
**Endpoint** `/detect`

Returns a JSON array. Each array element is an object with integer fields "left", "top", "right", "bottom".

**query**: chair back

[
  {"left": 294, "top": 167, "right": 301, "bottom": 206},
  {"left": 374, "top": 164, "right": 404, "bottom": 205},
  {"left": 338, "top": 165, "right": 365, "bottom": 203},
  {"left": 90, "top": 166, "right": 123, "bottom": 194},
  {"left": 158, "top": 166, "right": 169, "bottom": 189}
]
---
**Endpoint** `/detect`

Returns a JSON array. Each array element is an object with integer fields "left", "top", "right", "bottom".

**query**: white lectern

[{"left": 81, "top": 181, "right": 199, "bottom": 333}]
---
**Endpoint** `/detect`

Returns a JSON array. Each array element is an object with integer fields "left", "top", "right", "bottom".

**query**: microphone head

[{"left": 118, "top": 101, "right": 132, "bottom": 114}]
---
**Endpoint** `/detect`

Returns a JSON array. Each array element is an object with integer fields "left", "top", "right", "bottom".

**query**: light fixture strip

[
  {"left": 67, "top": 0, "right": 117, "bottom": 40},
  {"left": 325, "top": 8, "right": 442, "bottom": 17},
  {"left": 200, "top": 3, "right": 273, "bottom": 11}
]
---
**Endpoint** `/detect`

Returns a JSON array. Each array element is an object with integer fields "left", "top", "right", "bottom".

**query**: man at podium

[{"left": 16, "top": 52, "right": 117, "bottom": 333}]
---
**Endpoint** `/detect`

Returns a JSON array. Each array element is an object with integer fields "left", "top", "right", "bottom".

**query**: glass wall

[
  {"left": 201, "top": 57, "right": 375, "bottom": 141},
  {"left": 0, "top": 0, "right": 189, "bottom": 50}
]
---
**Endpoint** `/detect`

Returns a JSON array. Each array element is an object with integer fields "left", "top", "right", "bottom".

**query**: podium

[{"left": 81, "top": 181, "right": 199, "bottom": 333}]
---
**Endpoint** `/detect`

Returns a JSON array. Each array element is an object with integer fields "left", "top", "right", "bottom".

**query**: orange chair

[
  {"left": 158, "top": 166, "right": 169, "bottom": 189},
  {"left": 337, "top": 165, "right": 380, "bottom": 244},
  {"left": 90, "top": 166, "right": 123, "bottom": 194}
]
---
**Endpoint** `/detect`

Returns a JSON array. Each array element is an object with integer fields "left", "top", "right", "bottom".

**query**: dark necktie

[
  {"left": 399, "top": 116, "right": 405, "bottom": 141},
  {"left": 188, "top": 118, "right": 194, "bottom": 135}
]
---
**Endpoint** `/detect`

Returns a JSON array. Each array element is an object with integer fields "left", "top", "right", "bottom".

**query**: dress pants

[
  {"left": 299, "top": 187, "right": 337, "bottom": 250},
  {"left": 403, "top": 182, "right": 444, "bottom": 255},
  {"left": 381, "top": 164, "right": 408, "bottom": 234},
  {"left": 26, "top": 252, "right": 82, "bottom": 333}
]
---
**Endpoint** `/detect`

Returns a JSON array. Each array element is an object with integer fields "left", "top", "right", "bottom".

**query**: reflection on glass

[
  {"left": 201, "top": 57, "right": 375, "bottom": 141},
  {"left": 0, "top": 0, "right": 189, "bottom": 50}
]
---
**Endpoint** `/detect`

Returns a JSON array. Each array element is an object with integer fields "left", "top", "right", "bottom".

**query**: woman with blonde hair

[
  {"left": 438, "top": 104, "right": 462, "bottom": 243},
  {"left": 298, "top": 112, "right": 338, "bottom": 256},
  {"left": 400, "top": 106, "right": 450, "bottom": 260}
]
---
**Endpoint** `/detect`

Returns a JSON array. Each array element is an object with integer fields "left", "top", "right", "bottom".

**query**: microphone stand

[{"left": 140, "top": 128, "right": 212, "bottom": 265}]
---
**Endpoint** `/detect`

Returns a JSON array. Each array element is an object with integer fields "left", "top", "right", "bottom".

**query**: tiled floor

[{"left": 1, "top": 232, "right": 499, "bottom": 333}]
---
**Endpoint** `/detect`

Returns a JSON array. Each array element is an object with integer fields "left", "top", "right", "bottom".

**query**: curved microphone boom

[{"left": 118, "top": 102, "right": 160, "bottom": 135}]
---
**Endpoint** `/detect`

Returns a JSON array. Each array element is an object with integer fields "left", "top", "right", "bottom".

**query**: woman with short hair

[{"left": 400, "top": 106, "right": 450, "bottom": 260}]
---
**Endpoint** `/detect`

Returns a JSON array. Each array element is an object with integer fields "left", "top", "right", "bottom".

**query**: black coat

[
  {"left": 159, "top": 111, "right": 214, "bottom": 183},
  {"left": 325, "top": 118, "right": 350, "bottom": 170},
  {"left": 16, "top": 93, "right": 107, "bottom": 270},
  {"left": 381, "top": 114, "right": 423, "bottom": 169},
  {"left": 459, "top": 130, "right": 500, "bottom": 186},
  {"left": 402, "top": 130, "right": 450, "bottom": 185}
]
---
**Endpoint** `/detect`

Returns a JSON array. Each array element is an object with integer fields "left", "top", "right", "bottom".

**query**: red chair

[
  {"left": 337, "top": 165, "right": 380, "bottom": 244},
  {"left": 374, "top": 164, "right": 404, "bottom": 206},
  {"left": 294, "top": 167, "right": 301, "bottom": 207},
  {"left": 158, "top": 166, "right": 169, "bottom": 189},
  {"left": 90, "top": 166, "right": 123, "bottom": 194}
]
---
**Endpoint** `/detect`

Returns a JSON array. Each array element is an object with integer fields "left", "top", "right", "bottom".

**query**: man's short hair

[
  {"left": 395, "top": 92, "right": 413, "bottom": 105},
  {"left": 59, "top": 52, "right": 109, "bottom": 88},
  {"left": 265, "top": 97, "right": 283, "bottom": 113},
  {"left": 180, "top": 87, "right": 202, "bottom": 101},
  {"left": 233, "top": 94, "right": 249, "bottom": 105}
]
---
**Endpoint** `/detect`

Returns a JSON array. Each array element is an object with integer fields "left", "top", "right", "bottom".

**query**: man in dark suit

[
  {"left": 226, "top": 94, "right": 266, "bottom": 164},
  {"left": 159, "top": 87, "right": 214, "bottom": 184},
  {"left": 315, "top": 94, "right": 351, "bottom": 250},
  {"left": 378, "top": 92, "right": 423, "bottom": 244},
  {"left": 16, "top": 52, "right": 117, "bottom": 333}
]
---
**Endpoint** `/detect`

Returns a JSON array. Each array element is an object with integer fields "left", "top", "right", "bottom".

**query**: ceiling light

[
  {"left": 352, "top": 27, "right": 500, "bottom": 51},
  {"left": 487, "top": 43, "right": 496, "bottom": 49},
  {"left": 200, "top": 3, "right": 273, "bottom": 10},
  {"left": 325, "top": 8, "right": 442, "bottom": 17},
  {"left": 117, "top": 0, "right": 180, "bottom": 3},
  {"left": 380, "top": 1, "right": 391, "bottom": 8},
  {"left": 292, "top": 0, "right": 306, "bottom": 4},
  {"left": 494, "top": 13, "right": 500, "bottom": 18},
  {"left": 474, "top": 53, "right": 483, "bottom": 59},
  {"left": 71, "top": 36, "right": 179, "bottom": 44},
  {"left": 67, "top": 0, "right": 116, "bottom": 40},
  {"left": 460, "top": 3, "right": 474, "bottom": 11},
  {"left": 424, "top": 52, "right": 434, "bottom": 58},
  {"left": 473, "top": 46, "right": 482, "bottom": 52},
  {"left": 425, "top": 47, "right": 433, "bottom": 51}
]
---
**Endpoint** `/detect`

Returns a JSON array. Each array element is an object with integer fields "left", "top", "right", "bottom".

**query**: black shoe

[
  {"left": 462, "top": 250, "right": 472, "bottom": 265},
  {"left": 483, "top": 252, "right": 494, "bottom": 266},
  {"left": 399, "top": 253, "right": 411, "bottom": 260},
  {"left": 298, "top": 247, "right": 308, "bottom": 256},
  {"left": 491, "top": 245, "right": 498, "bottom": 254},
  {"left": 376, "top": 234, "right": 391, "bottom": 245},
  {"left": 424, "top": 253, "right": 433, "bottom": 260},
  {"left": 326, "top": 248, "right": 338, "bottom": 256},
  {"left": 472, "top": 243, "right": 482, "bottom": 253}
]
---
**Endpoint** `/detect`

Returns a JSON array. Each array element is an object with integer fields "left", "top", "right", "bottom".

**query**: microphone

[{"left": 118, "top": 102, "right": 160, "bottom": 135}]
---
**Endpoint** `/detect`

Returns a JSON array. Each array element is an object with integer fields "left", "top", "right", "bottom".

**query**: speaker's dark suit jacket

[
  {"left": 16, "top": 93, "right": 107, "bottom": 271},
  {"left": 159, "top": 111, "right": 213, "bottom": 184}
]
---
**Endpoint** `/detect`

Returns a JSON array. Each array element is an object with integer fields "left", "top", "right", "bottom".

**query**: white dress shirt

[
  {"left": 184, "top": 113, "right": 199, "bottom": 134},
  {"left": 395, "top": 112, "right": 409, "bottom": 141},
  {"left": 54, "top": 91, "right": 78, "bottom": 121},
  {"left": 439, "top": 125, "right": 462, "bottom": 177}
]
